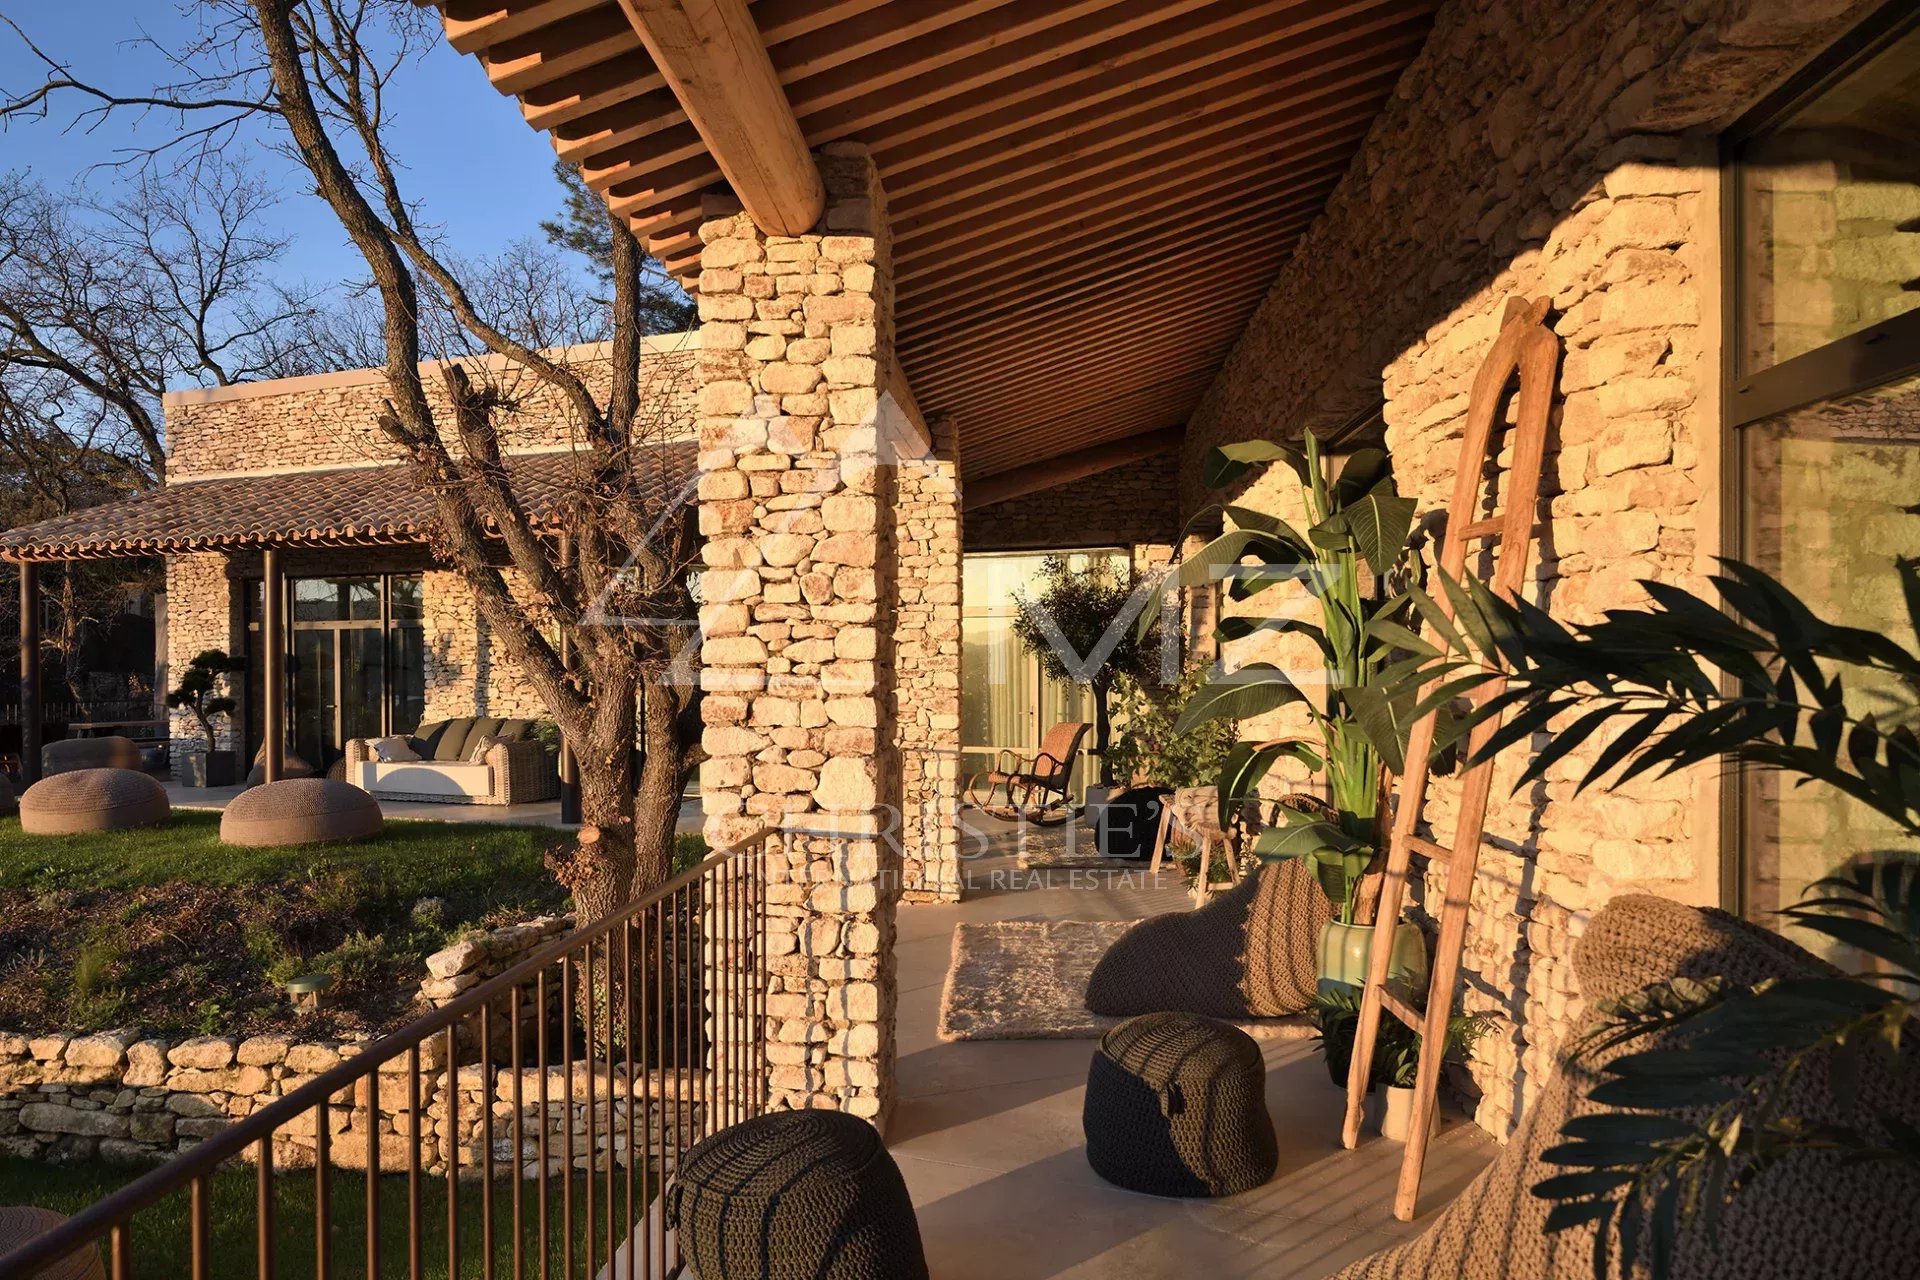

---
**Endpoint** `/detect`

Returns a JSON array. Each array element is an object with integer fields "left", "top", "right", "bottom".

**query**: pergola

[
  {"left": 425, "top": 0, "right": 1439, "bottom": 495},
  {"left": 0, "top": 446, "right": 693, "bottom": 787}
]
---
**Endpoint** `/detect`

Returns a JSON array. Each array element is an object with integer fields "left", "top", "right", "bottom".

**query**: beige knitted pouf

[
  {"left": 0, "top": 1206, "right": 106, "bottom": 1280},
  {"left": 41, "top": 736, "right": 142, "bottom": 776},
  {"left": 220, "top": 777, "right": 382, "bottom": 848},
  {"left": 19, "top": 768, "right": 170, "bottom": 836}
]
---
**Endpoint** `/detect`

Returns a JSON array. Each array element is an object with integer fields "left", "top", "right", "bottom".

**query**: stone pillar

[
  {"left": 894, "top": 413, "right": 963, "bottom": 903},
  {"left": 695, "top": 143, "right": 901, "bottom": 1124}
]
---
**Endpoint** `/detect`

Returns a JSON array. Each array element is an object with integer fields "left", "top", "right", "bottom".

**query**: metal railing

[{"left": 0, "top": 828, "right": 775, "bottom": 1279}]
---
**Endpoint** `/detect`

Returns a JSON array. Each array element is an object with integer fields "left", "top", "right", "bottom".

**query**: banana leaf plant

[
  {"left": 1375, "top": 551, "right": 1920, "bottom": 1278},
  {"left": 1138, "top": 430, "right": 1427, "bottom": 924}
]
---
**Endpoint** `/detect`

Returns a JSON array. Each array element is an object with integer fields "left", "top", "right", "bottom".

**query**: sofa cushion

[
  {"left": 430, "top": 718, "right": 479, "bottom": 762},
  {"left": 497, "top": 718, "right": 535, "bottom": 743}
]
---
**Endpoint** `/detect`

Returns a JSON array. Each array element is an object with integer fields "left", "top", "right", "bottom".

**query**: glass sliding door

[
  {"left": 960, "top": 549, "right": 1128, "bottom": 800},
  {"left": 251, "top": 573, "right": 427, "bottom": 769}
]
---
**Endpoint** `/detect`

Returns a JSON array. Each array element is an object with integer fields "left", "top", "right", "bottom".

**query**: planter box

[{"left": 180, "top": 749, "right": 238, "bottom": 789}]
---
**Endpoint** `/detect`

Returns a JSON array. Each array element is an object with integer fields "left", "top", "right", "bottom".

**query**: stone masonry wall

[
  {"left": 163, "top": 554, "right": 237, "bottom": 748},
  {"left": 694, "top": 144, "right": 902, "bottom": 1125},
  {"left": 1180, "top": 0, "right": 1877, "bottom": 1139},
  {"left": 163, "top": 338, "right": 696, "bottom": 480},
  {"left": 894, "top": 415, "right": 963, "bottom": 903},
  {"left": 966, "top": 450, "right": 1181, "bottom": 552}
]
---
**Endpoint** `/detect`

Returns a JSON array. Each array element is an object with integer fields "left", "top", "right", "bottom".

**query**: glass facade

[
  {"left": 1731, "top": 11, "right": 1920, "bottom": 956},
  {"left": 959, "top": 548, "right": 1129, "bottom": 799}
]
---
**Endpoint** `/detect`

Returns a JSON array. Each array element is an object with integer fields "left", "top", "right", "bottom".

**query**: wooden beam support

[
  {"left": 614, "top": 0, "right": 824, "bottom": 236},
  {"left": 262, "top": 546, "right": 285, "bottom": 784},
  {"left": 964, "top": 427, "right": 1184, "bottom": 511},
  {"left": 19, "top": 562, "right": 40, "bottom": 786}
]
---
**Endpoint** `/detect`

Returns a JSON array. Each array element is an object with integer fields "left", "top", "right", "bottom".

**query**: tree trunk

[
  {"left": 547, "top": 677, "right": 638, "bottom": 927},
  {"left": 1092, "top": 675, "right": 1114, "bottom": 786},
  {"left": 631, "top": 675, "right": 689, "bottom": 897}
]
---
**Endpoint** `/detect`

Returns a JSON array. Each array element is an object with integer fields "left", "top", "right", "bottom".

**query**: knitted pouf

[
  {"left": 41, "top": 735, "right": 142, "bottom": 776},
  {"left": 19, "top": 768, "right": 170, "bottom": 836},
  {"left": 221, "top": 778, "right": 382, "bottom": 848},
  {"left": 667, "top": 1110, "right": 929, "bottom": 1280},
  {"left": 0, "top": 1206, "right": 106, "bottom": 1279},
  {"left": 1083, "top": 1011, "right": 1277, "bottom": 1197}
]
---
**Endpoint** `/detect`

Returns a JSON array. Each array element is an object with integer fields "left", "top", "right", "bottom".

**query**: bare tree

[{"left": 3, "top": 1, "right": 704, "bottom": 918}]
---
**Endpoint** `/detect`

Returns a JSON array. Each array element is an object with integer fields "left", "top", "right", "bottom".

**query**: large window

[
  {"left": 1728, "top": 4, "right": 1920, "bottom": 951},
  {"left": 960, "top": 549, "right": 1129, "bottom": 799}
]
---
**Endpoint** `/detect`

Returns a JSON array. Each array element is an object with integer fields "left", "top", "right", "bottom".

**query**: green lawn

[
  {"left": 0, "top": 813, "right": 708, "bottom": 1036},
  {"left": 0, "top": 1156, "right": 646, "bottom": 1279}
]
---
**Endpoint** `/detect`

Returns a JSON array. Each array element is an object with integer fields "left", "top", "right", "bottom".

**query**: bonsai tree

[
  {"left": 1011, "top": 555, "right": 1156, "bottom": 786},
  {"left": 1385, "top": 550, "right": 1920, "bottom": 1277},
  {"left": 166, "top": 648, "right": 245, "bottom": 753},
  {"left": 1141, "top": 431, "right": 1428, "bottom": 925}
]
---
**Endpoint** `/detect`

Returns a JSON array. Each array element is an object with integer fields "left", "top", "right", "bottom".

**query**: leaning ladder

[{"left": 1340, "top": 295, "right": 1561, "bottom": 1220}]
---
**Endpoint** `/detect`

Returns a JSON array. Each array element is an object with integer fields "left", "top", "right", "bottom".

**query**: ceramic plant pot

[
  {"left": 1378, "top": 1085, "right": 1441, "bottom": 1142},
  {"left": 1316, "top": 920, "right": 1430, "bottom": 996}
]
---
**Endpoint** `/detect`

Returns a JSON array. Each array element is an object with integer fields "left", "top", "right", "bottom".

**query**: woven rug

[{"left": 936, "top": 920, "right": 1314, "bottom": 1042}]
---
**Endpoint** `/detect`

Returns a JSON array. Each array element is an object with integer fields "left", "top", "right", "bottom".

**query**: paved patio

[{"left": 889, "top": 816, "right": 1494, "bottom": 1280}]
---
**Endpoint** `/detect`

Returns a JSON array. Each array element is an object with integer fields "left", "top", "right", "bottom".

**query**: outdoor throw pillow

[
  {"left": 370, "top": 735, "right": 419, "bottom": 763},
  {"left": 466, "top": 734, "right": 509, "bottom": 764}
]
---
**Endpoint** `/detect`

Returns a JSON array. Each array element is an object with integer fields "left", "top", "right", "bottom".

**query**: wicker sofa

[{"left": 344, "top": 716, "right": 558, "bottom": 806}]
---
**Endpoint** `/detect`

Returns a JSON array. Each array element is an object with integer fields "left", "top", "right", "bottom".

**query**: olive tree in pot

[
  {"left": 1143, "top": 430, "right": 1437, "bottom": 991},
  {"left": 167, "top": 648, "right": 246, "bottom": 787}
]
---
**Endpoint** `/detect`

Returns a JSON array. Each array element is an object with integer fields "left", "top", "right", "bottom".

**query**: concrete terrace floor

[{"left": 888, "top": 815, "right": 1496, "bottom": 1280}]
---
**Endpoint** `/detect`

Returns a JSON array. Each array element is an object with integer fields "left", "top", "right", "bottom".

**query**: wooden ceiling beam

[
  {"left": 614, "top": 0, "right": 822, "bottom": 236},
  {"left": 914, "top": 295, "right": 1267, "bottom": 392},
  {"left": 481, "top": 5, "right": 642, "bottom": 95},
  {"left": 887, "top": 39, "right": 1422, "bottom": 206},
  {"left": 902, "top": 221, "right": 1306, "bottom": 349},
  {"left": 868, "top": 0, "right": 1424, "bottom": 178},
  {"left": 898, "top": 183, "right": 1330, "bottom": 310},
  {"left": 891, "top": 87, "right": 1390, "bottom": 237},
  {"left": 521, "top": 51, "right": 668, "bottom": 131},
  {"left": 961, "top": 389, "right": 1211, "bottom": 477},
  {"left": 441, "top": 0, "right": 606, "bottom": 54},
  {"left": 919, "top": 312, "right": 1258, "bottom": 415},
  {"left": 932, "top": 346, "right": 1244, "bottom": 436},
  {"left": 795, "top": 0, "right": 1229, "bottom": 146},
  {"left": 964, "top": 427, "right": 1185, "bottom": 511},
  {"left": 549, "top": 0, "right": 890, "bottom": 167}
]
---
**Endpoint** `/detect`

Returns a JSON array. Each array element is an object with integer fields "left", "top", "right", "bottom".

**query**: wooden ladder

[{"left": 1340, "top": 296, "right": 1561, "bottom": 1220}]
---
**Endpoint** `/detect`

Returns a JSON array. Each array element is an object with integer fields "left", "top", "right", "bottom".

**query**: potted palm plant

[
  {"left": 1143, "top": 430, "right": 1434, "bottom": 990},
  {"left": 168, "top": 648, "right": 245, "bottom": 788}
]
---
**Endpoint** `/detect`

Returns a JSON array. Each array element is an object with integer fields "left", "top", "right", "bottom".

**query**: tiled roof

[{"left": 0, "top": 443, "right": 696, "bottom": 562}]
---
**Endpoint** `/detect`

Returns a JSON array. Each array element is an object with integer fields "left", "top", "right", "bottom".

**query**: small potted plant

[
  {"left": 168, "top": 648, "right": 245, "bottom": 788},
  {"left": 1373, "top": 1008, "right": 1486, "bottom": 1140}
]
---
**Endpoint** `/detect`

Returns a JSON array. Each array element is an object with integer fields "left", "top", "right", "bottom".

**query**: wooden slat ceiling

[{"left": 430, "top": 0, "right": 1438, "bottom": 480}]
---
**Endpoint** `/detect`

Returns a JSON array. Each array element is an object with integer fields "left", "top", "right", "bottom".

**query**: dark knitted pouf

[
  {"left": 1083, "top": 1011, "right": 1277, "bottom": 1197},
  {"left": 666, "top": 1110, "right": 929, "bottom": 1280}
]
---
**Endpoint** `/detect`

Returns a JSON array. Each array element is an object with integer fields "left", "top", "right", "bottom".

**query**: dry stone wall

[
  {"left": 694, "top": 143, "right": 904, "bottom": 1126},
  {"left": 164, "top": 339, "right": 696, "bottom": 480},
  {"left": 1180, "top": 0, "right": 1877, "bottom": 1139},
  {"left": 966, "top": 451, "right": 1180, "bottom": 552}
]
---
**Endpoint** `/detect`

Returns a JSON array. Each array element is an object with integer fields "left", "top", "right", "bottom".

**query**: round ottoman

[
  {"left": 1083, "top": 1011, "right": 1277, "bottom": 1197},
  {"left": 41, "top": 735, "right": 142, "bottom": 776},
  {"left": 667, "top": 1110, "right": 929, "bottom": 1280},
  {"left": 19, "top": 768, "right": 170, "bottom": 836},
  {"left": 220, "top": 778, "right": 382, "bottom": 848},
  {"left": 0, "top": 1206, "right": 104, "bottom": 1279}
]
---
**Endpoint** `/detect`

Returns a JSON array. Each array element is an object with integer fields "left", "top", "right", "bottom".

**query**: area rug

[{"left": 936, "top": 920, "right": 1315, "bottom": 1043}]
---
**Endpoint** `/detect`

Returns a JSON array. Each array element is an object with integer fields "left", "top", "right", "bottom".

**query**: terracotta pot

[
  {"left": 1378, "top": 1085, "right": 1441, "bottom": 1142},
  {"left": 1316, "top": 920, "right": 1429, "bottom": 995}
]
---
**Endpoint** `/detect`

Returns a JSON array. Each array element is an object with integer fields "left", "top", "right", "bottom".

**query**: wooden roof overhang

[
  {"left": 0, "top": 444, "right": 696, "bottom": 563},
  {"left": 424, "top": 0, "right": 1438, "bottom": 485}
]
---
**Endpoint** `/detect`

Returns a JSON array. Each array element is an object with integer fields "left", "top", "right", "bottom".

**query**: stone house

[{"left": 3, "top": 0, "right": 1915, "bottom": 1154}]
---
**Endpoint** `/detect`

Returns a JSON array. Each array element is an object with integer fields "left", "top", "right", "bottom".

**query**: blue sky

[{"left": 0, "top": 3, "right": 582, "bottom": 293}]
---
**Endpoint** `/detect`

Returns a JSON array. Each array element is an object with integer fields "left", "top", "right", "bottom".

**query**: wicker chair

[
  {"left": 1083, "top": 1011, "right": 1278, "bottom": 1197},
  {"left": 963, "top": 720, "right": 1090, "bottom": 826}
]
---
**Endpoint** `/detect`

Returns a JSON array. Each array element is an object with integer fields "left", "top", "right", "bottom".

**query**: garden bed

[{"left": 0, "top": 812, "right": 704, "bottom": 1039}]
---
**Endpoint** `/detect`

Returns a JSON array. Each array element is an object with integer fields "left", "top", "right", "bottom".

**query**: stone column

[
  {"left": 695, "top": 143, "right": 901, "bottom": 1124},
  {"left": 894, "top": 413, "right": 963, "bottom": 903}
]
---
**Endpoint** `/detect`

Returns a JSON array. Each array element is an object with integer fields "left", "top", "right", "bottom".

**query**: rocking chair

[{"left": 964, "top": 720, "right": 1091, "bottom": 826}]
